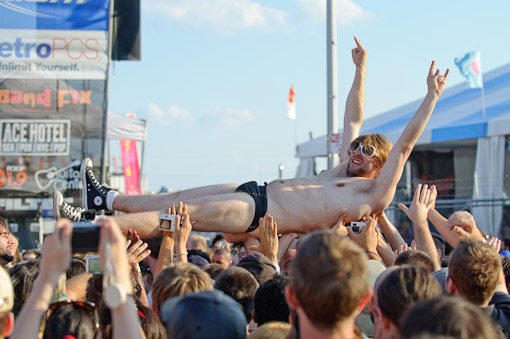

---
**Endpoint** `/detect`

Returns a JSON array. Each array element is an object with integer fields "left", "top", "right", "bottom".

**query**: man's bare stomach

[{"left": 265, "top": 176, "right": 375, "bottom": 234}]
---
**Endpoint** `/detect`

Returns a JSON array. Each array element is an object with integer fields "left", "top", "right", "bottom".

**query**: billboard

[{"left": 0, "top": 0, "right": 111, "bottom": 222}]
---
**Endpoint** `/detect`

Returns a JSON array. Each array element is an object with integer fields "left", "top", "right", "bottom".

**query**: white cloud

[
  {"left": 148, "top": 103, "right": 195, "bottom": 126},
  {"left": 201, "top": 106, "right": 254, "bottom": 128},
  {"left": 297, "top": 0, "right": 371, "bottom": 25},
  {"left": 145, "top": 0, "right": 287, "bottom": 34}
]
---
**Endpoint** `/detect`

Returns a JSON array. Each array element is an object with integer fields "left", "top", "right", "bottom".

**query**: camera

[
  {"left": 350, "top": 221, "right": 366, "bottom": 233},
  {"left": 86, "top": 256, "right": 102, "bottom": 274},
  {"left": 71, "top": 222, "right": 100, "bottom": 253},
  {"left": 159, "top": 213, "right": 177, "bottom": 232}
]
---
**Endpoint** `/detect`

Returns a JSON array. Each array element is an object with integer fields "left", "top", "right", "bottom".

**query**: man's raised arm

[
  {"left": 339, "top": 36, "right": 367, "bottom": 163},
  {"left": 372, "top": 61, "right": 449, "bottom": 211}
]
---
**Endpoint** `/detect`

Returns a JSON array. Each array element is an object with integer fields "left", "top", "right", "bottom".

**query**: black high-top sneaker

[
  {"left": 53, "top": 191, "right": 97, "bottom": 222},
  {"left": 53, "top": 191, "right": 84, "bottom": 222},
  {"left": 81, "top": 157, "right": 111, "bottom": 211}
]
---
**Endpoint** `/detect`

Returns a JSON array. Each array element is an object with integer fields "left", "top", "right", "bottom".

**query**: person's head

[
  {"left": 66, "top": 257, "right": 86, "bottom": 280},
  {"left": 203, "top": 263, "right": 225, "bottom": 280},
  {"left": 9, "top": 260, "right": 65, "bottom": 316},
  {"left": 21, "top": 249, "right": 40, "bottom": 261},
  {"left": 371, "top": 265, "right": 442, "bottom": 338},
  {"left": 287, "top": 231, "right": 369, "bottom": 331},
  {"left": 43, "top": 301, "right": 98, "bottom": 339},
  {"left": 0, "top": 218, "right": 14, "bottom": 267},
  {"left": 399, "top": 296, "right": 499, "bottom": 339},
  {"left": 160, "top": 290, "right": 247, "bottom": 339},
  {"left": 214, "top": 266, "right": 259, "bottom": 323},
  {"left": 393, "top": 249, "right": 436, "bottom": 272},
  {"left": 279, "top": 248, "right": 297, "bottom": 274},
  {"left": 347, "top": 133, "right": 392, "bottom": 179},
  {"left": 431, "top": 232, "right": 445, "bottom": 261},
  {"left": 102, "top": 298, "right": 165, "bottom": 339},
  {"left": 212, "top": 234, "right": 230, "bottom": 251},
  {"left": 447, "top": 239, "right": 501, "bottom": 306},
  {"left": 212, "top": 248, "right": 232, "bottom": 270},
  {"left": 151, "top": 262, "right": 213, "bottom": 318},
  {"left": 249, "top": 321, "right": 292, "bottom": 339},
  {"left": 236, "top": 252, "right": 277, "bottom": 284},
  {"left": 186, "top": 233, "right": 208, "bottom": 252},
  {"left": 0, "top": 267, "right": 14, "bottom": 339},
  {"left": 253, "top": 274, "right": 290, "bottom": 325}
]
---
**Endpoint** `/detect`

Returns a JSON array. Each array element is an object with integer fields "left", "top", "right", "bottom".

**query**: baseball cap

[
  {"left": 160, "top": 290, "right": 247, "bottom": 339},
  {"left": 236, "top": 253, "right": 276, "bottom": 284},
  {"left": 0, "top": 266, "right": 13, "bottom": 312}
]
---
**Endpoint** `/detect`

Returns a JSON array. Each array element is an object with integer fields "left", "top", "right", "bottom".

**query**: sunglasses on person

[{"left": 348, "top": 141, "right": 378, "bottom": 158}]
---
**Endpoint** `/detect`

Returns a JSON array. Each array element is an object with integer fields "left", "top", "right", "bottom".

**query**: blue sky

[{"left": 107, "top": 0, "right": 510, "bottom": 192}]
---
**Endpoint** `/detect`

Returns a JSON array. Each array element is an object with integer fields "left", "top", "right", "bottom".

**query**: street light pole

[{"left": 326, "top": 0, "right": 339, "bottom": 169}]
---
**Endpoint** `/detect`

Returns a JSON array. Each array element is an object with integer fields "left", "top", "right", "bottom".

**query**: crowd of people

[{"left": 1, "top": 37, "right": 509, "bottom": 339}]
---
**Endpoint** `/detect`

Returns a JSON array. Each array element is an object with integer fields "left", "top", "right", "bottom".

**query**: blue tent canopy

[{"left": 296, "top": 63, "right": 510, "bottom": 158}]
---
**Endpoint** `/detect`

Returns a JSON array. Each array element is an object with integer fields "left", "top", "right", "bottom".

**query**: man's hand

[
  {"left": 447, "top": 211, "right": 484, "bottom": 242},
  {"left": 331, "top": 214, "right": 348, "bottom": 237},
  {"left": 250, "top": 214, "right": 278, "bottom": 263},
  {"left": 98, "top": 217, "right": 133, "bottom": 295},
  {"left": 347, "top": 214, "right": 379, "bottom": 252},
  {"left": 126, "top": 239, "right": 151, "bottom": 266},
  {"left": 427, "top": 60, "right": 449, "bottom": 97},
  {"left": 398, "top": 184, "right": 436, "bottom": 223},
  {"left": 40, "top": 219, "right": 72, "bottom": 281},
  {"left": 352, "top": 36, "right": 367, "bottom": 68}
]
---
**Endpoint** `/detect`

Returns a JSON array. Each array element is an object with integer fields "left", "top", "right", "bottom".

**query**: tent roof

[{"left": 296, "top": 63, "right": 510, "bottom": 158}]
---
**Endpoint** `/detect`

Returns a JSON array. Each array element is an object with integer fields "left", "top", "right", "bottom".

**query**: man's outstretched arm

[
  {"left": 340, "top": 36, "right": 367, "bottom": 163},
  {"left": 371, "top": 61, "right": 449, "bottom": 211},
  {"left": 320, "top": 36, "right": 367, "bottom": 178}
]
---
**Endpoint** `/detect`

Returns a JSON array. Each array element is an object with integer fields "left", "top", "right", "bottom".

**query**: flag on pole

[
  {"left": 454, "top": 50, "right": 483, "bottom": 88},
  {"left": 287, "top": 86, "right": 296, "bottom": 120}
]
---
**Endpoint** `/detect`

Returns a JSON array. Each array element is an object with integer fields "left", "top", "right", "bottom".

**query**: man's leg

[
  {"left": 82, "top": 156, "right": 239, "bottom": 212},
  {"left": 112, "top": 192, "right": 256, "bottom": 238},
  {"left": 113, "top": 184, "right": 239, "bottom": 213}
]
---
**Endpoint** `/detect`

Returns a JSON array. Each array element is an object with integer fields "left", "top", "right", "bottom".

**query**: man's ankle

[{"left": 106, "top": 191, "right": 119, "bottom": 211}]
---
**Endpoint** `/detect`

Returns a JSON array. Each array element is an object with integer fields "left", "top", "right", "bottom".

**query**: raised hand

[
  {"left": 352, "top": 36, "right": 367, "bottom": 68},
  {"left": 250, "top": 214, "right": 278, "bottom": 262},
  {"left": 447, "top": 211, "right": 484, "bottom": 242},
  {"left": 398, "top": 184, "right": 436, "bottom": 223},
  {"left": 331, "top": 214, "right": 348, "bottom": 237},
  {"left": 126, "top": 239, "right": 151, "bottom": 266},
  {"left": 427, "top": 60, "right": 449, "bottom": 96},
  {"left": 347, "top": 214, "right": 379, "bottom": 252}
]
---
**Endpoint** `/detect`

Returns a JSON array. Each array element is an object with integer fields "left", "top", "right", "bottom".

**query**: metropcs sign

[{"left": 0, "top": 37, "right": 101, "bottom": 60}]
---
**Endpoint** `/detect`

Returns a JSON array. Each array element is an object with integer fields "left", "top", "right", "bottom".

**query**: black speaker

[{"left": 111, "top": 0, "right": 140, "bottom": 61}]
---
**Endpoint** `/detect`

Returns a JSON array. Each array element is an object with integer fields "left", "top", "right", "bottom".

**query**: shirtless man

[{"left": 56, "top": 41, "right": 448, "bottom": 238}]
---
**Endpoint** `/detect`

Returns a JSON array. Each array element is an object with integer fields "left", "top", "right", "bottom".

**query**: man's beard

[
  {"left": 347, "top": 162, "right": 366, "bottom": 177},
  {"left": 0, "top": 252, "right": 14, "bottom": 264}
]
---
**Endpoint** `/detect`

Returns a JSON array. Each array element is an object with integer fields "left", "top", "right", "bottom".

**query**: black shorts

[{"left": 235, "top": 181, "right": 268, "bottom": 232}]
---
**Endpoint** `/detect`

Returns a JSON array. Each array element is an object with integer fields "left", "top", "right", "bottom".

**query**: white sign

[
  {"left": 0, "top": 119, "right": 71, "bottom": 155},
  {"left": 329, "top": 133, "right": 341, "bottom": 154}
]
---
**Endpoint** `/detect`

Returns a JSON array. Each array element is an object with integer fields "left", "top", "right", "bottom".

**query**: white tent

[{"left": 296, "top": 63, "right": 510, "bottom": 235}]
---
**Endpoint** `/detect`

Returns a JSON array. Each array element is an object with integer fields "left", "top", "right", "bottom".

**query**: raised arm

[
  {"left": 371, "top": 61, "right": 449, "bottom": 211},
  {"left": 340, "top": 36, "right": 368, "bottom": 163},
  {"left": 399, "top": 184, "right": 441, "bottom": 271}
]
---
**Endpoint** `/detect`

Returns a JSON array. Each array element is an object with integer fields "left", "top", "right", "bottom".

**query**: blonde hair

[
  {"left": 352, "top": 133, "right": 392, "bottom": 168},
  {"left": 249, "top": 321, "right": 291, "bottom": 339},
  {"left": 151, "top": 262, "right": 213, "bottom": 318}
]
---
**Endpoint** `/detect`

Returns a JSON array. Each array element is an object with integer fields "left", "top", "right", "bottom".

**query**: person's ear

[
  {"left": 446, "top": 277, "right": 457, "bottom": 295},
  {"left": 251, "top": 309, "right": 257, "bottom": 323},
  {"left": 285, "top": 285, "right": 299, "bottom": 310},
  {"left": 379, "top": 309, "right": 393, "bottom": 331},
  {"left": 3, "top": 312, "right": 14, "bottom": 337}
]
